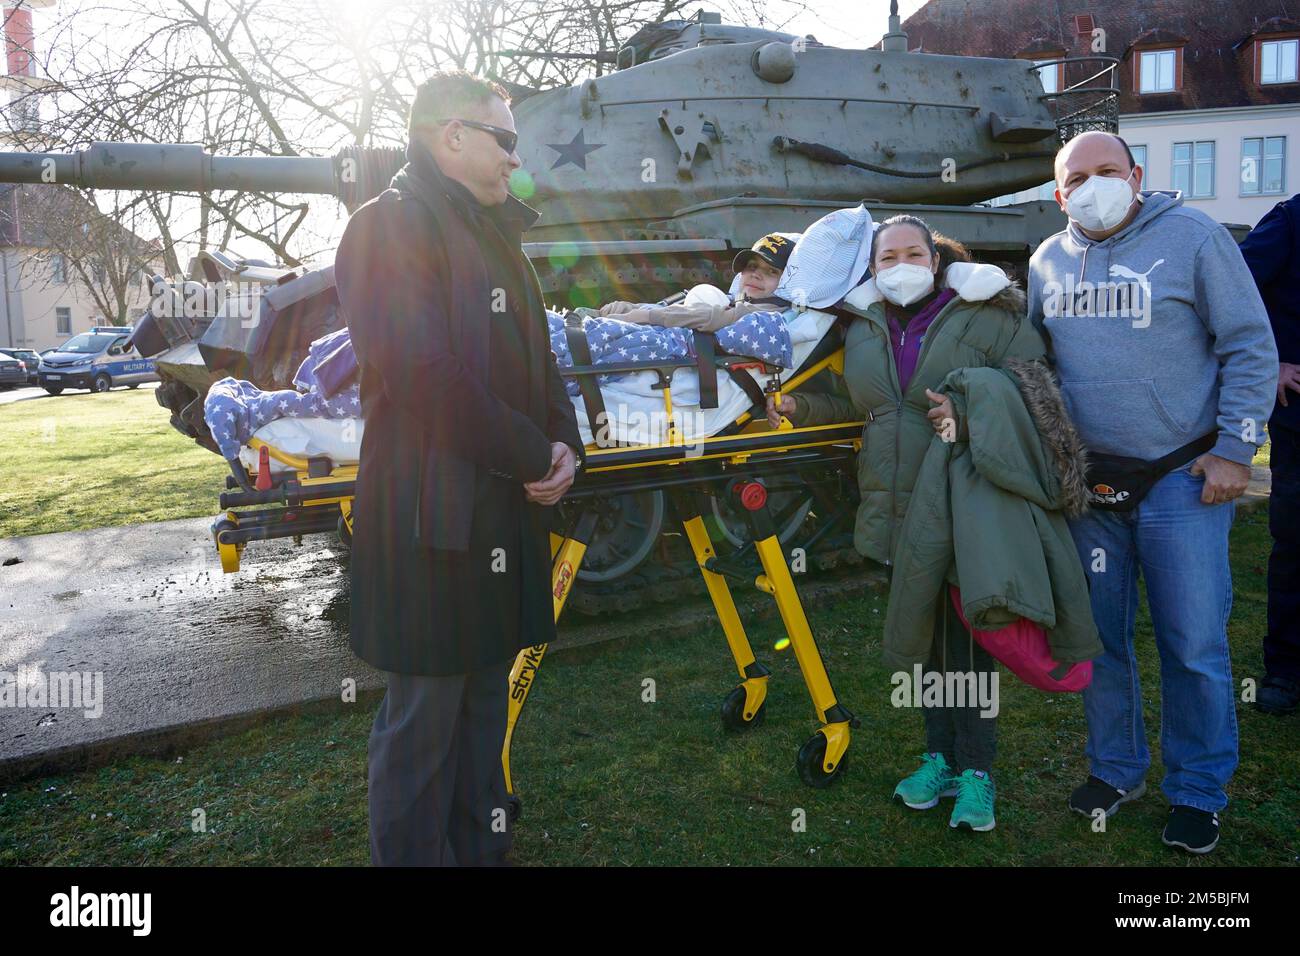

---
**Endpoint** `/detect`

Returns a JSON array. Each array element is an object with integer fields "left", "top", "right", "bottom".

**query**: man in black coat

[
  {"left": 1240, "top": 193, "right": 1300, "bottom": 715},
  {"left": 334, "top": 71, "right": 582, "bottom": 865}
]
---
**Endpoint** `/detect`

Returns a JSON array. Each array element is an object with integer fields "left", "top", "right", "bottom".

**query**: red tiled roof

[{"left": 894, "top": 0, "right": 1300, "bottom": 112}]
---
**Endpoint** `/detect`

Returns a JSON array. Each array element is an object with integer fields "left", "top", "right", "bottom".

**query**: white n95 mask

[
  {"left": 1066, "top": 171, "right": 1141, "bottom": 232},
  {"left": 874, "top": 262, "right": 936, "bottom": 307}
]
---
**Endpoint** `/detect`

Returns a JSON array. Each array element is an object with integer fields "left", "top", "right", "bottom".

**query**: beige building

[
  {"left": 897, "top": 1, "right": 1300, "bottom": 229},
  {"left": 1, "top": 184, "right": 159, "bottom": 351},
  {"left": 2, "top": 0, "right": 159, "bottom": 351}
]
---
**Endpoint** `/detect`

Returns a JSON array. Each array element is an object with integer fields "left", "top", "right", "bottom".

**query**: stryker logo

[
  {"left": 1090, "top": 483, "right": 1130, "bottom": 505},
  {"left": 50, "top": 886, "right": 151, "bottom": 936},
  {"left": 510, "top": 646, "right": 546, "bottom": 702},
  {"left": 553, "top": 560, "right": 574, "bottom": 601}
]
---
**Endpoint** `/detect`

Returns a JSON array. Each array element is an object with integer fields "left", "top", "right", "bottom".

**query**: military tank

[{"left": 0, "top": 4, "right": 1118, "bottom": 603}]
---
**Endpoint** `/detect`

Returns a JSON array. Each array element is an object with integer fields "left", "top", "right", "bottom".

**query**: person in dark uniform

[
  {"left": 1239, "top": 192, "right": 1300, "bottom": 716},
  {"left": 334, "top": 71, "right": 582, "bottom": 865}
]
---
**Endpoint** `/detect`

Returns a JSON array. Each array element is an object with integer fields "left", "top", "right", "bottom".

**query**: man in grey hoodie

[{"left": 1028, "top": 132, "right": 1278, "bottom": 855}]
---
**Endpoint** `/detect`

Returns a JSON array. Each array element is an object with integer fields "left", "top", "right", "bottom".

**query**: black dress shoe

[{"left": 1256, "top": 676, "right": 1300, "bottom": 715}]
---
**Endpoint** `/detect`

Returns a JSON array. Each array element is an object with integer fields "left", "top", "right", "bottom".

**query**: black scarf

[{"left": 389, "top": 142, "right": 538, "bottom": 242}]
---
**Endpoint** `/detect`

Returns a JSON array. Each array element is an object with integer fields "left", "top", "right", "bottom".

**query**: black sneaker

[
  {"left": 1067, "top": 775, "right": 1147, "bottom": 818},
  {"left": 1162, "top": 805, "right": 1220, "bottom": 854},
  {"left": 1256, "top": 676, "right": 1300, "bottom": 715}
]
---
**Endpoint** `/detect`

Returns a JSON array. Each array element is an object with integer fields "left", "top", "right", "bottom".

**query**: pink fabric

[{"left": 949, "top": 586, "right": 1092, "bottom": 693}]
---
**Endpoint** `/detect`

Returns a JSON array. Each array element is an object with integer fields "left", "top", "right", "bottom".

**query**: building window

[
  {"left": 51, "top": 254, "right": 66, "bottom": 284},
  {"left": 1261, "top": 38, "right": 1299, "bottom": 85},
  {"left": 1034, "top": 59, "right": 1062, "bottom": 93},
  {"left": 1130, "top": 144, "right": 1148, "bottom": 178},
  {"left": 1242, "top": 137, "right": 1286, "bottom": 195},
  {"left": 1138, "top": 49, "right": 1178, "bottom": 93},
  {"left": 1173, "top": 141, "right": 1215, "bottom": 198},
  {"left": 56, "top": 307, "right": 71, "bottom": 335}
]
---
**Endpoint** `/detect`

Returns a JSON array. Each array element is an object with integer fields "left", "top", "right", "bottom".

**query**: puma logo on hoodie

[
  {"left": 1039, "top": 257, "right": 1167, "bottom": 328},
  {"left": 1028, "top": 190, "right": 1277, "bottom": 464}
]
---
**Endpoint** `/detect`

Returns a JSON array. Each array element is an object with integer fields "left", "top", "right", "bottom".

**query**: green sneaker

[
  {"left": 893, "top": 752, "right": 959, "bottom": 810},
  {"left": 949, "top": 769, "right": 996, "bottom": 832}
]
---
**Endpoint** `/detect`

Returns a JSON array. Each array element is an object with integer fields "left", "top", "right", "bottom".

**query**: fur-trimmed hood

[
  {"left": 843, "top": 261, "right": 1026, "bottom": 317},
  {"left": 1001, "top": 358, "right": 1091, "bottom": 517}
]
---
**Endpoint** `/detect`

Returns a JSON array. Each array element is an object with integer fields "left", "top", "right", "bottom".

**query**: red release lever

[
  {"left": 255, "top": 445, "right": 272, "bottom": 491},
  {"left": 736, "top": 481, "right": 768, "bottom": 512}
]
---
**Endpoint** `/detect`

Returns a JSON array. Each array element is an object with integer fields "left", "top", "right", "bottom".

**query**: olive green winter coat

[
  {"left": 791, "top": 262, "right": 1047, "bottom": 566},
  {"left": 881, "top": 359, "right": 1102, "bottom": 669}
]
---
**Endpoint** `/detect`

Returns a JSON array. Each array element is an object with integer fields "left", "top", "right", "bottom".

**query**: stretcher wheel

[
  {"left": 796, "top": 733, "right": 846, "bottom": 789},
  {"left": 337, "top": 514, "right": 352, "bottom": 547},
  {"left": 558, "top": 490, "right": 665, "bottom": 583},
  {"left": 507, "top": 794, "right": 522, "bottom": 824},
  {"left": 720, "top": 685, "right": 766, "bottom": 730},
  {"left": 213, "top": 518, "right": 241, "bottom": 574}
]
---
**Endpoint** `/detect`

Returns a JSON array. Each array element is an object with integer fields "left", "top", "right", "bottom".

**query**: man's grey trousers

[{"left": 367, "top": 661, "right": 514, "bottom": 866}]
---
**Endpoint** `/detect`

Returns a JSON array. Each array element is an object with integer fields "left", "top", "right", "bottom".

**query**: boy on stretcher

[{"left": 547, "top": 232, "right": 801, "bottom": 394}]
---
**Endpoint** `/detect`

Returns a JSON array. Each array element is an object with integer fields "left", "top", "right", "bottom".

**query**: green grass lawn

[
  {"left": 1, "top": 512, "right": 1293, "bottom": 867},
  {"left": 0, "top": 388, "right": 228, "bottom": 538}
]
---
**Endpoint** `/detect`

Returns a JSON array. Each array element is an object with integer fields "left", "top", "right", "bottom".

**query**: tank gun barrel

[{"left": 0, "top": 142, "right": 405, "bottom": 208}]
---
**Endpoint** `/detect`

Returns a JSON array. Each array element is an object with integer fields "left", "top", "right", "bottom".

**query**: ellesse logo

[{"left": 1090, "top": 483, "right": 1130, "bottom": 505}]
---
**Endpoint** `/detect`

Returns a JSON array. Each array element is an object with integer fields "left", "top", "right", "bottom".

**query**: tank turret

[{"left": 0, "top": 5, "right": 1120, "bottom": 591}]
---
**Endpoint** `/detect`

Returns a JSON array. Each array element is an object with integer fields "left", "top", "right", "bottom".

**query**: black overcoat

[{"left": 335, "top": 145, "right": 581, "bottom": 676}]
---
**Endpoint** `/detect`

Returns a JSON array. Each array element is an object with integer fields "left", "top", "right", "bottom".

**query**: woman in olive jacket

[{"left": 768, "top": 215, "right": 1045, "bottom": 833}]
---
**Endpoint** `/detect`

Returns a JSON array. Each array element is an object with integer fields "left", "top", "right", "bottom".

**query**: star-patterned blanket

[
  {"left": 547, "top": 306, "right": 795, "bottom": 396},
  {"left": 204, "top": 330, "right": 362, "bottom": 461}
]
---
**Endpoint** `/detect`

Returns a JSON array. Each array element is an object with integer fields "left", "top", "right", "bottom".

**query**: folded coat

[{"left": 882, "top": 358, "right": 1102, "bottom": 670}]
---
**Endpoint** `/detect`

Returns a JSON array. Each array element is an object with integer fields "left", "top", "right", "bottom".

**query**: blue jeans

[{"left": 1068, "top": 462, "right": 1238, "bottom": 813}]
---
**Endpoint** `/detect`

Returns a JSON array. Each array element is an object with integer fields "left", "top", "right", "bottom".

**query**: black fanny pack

[{"left": 1084, "top": 432, "right": 1217, "bottom": 511}]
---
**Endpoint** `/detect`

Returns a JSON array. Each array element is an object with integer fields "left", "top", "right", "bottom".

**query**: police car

[{"left": 38, "top": 326, "right": 159, "bottom": 395}]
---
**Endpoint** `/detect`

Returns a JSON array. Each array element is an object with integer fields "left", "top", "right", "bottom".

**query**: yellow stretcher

[
  {"left": 501, "top": 323, "right": 866, "bottom": 818},
  {"left": 211, "top": 316, "right": 866, "bottom": 812}
]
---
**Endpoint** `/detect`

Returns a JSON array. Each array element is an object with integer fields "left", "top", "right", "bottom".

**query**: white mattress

[
  {"left": 238, "top": 309, "right": 836, "bottom": 471},
  {"left": 573, "top": 309, "right": 837, "bottom": 446},
  {"left": 239, "top": 416, "right": 364, "bottom": 474}
]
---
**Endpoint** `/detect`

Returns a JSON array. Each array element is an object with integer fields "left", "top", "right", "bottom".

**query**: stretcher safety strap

[{"left": 563, "top": 317, "right": 611, "bottom": 442}]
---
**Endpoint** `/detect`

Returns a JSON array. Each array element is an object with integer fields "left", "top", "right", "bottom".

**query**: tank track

[{"left": 535, "top": 247, "right": 730, "bottom": 308}]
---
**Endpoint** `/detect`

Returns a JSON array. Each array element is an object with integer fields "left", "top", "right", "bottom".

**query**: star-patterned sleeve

[
  {"left": 203, "top": 375, "right": 361, "bottom": 461},
  {"left": 547, "top": 308, "right": 794, "bottom": 405},
  {"left": 714, "top": 309, "right": 794, "bottom": 368}
]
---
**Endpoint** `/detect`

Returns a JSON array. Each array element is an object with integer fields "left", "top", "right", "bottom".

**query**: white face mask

[
  {"left": 874, "top": 262, "right": 936, "bottom": 307},
  {"left": 1066, "top": 170, "right": 1141, "bottom": 233}
]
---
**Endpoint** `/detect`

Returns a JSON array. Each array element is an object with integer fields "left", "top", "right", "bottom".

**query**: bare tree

[
  {"left": 14, "top": 184, "right": 160, "bottom": 324},
  {"left": 3, "top": 0, "right": 807, "bottom": 267}
]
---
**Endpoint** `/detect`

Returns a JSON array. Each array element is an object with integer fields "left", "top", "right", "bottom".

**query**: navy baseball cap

[{"left": 732, "top": 232, "right": 799, "bottom": 274}]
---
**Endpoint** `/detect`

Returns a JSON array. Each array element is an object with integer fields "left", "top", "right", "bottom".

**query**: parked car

[
  {"left": 0, "top": 349, "right": 26, "bottom": 389},
  {"left": 37, "top": 327, "right": 159, "bottom": 394},
  {"left": 0, "top": 347, "right": 41, "bottom": 384}
]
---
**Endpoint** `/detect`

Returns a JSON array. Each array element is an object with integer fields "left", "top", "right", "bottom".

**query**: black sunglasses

[{"left": 437, "top": 118, "right": 518, "bottom": 154}]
